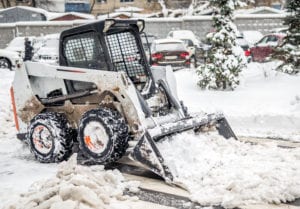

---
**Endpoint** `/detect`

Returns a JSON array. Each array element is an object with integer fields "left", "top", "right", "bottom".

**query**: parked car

[
  {"left": 0, "top": 50, "right": 19, "bottom": 70},
  {"left": 167, "top": 30, "right": 200, "bottom": 66},
  {"left": 0, "top": 36, "right": 35, "bottom": 70},
  {"left": 250, "top": 33, "right": 286, "bottom": 62},
  {"left": 150, "top": 38, "right": 190, "bottom": 70},
  {"left": 32, "top": 33, "right": 60, "bottom": 65},
  {"left": 241, "top": 30, "right": 264, "bottom": 47},
  {"left": 141, "top": 33, "right": 157, "bottom": 61},
  {"left": 237, "top": 35, "right": 251, "bottom": 63}
]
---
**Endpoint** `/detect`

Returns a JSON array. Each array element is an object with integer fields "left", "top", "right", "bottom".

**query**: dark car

[
  {"left": 237, "top": 36, "right": 251, "bottom": 63},
  {"left": 141, "top": 33, "right": 157, "bottom": 61},
  {"left": 196, "top": 32, "right": 250, "bottom": 64},
  {"left": 250, "top": 33, "right": 286, "bottom": 62},
  {"left": 150, "top": 38, "right": 190, "bottom": 70}
]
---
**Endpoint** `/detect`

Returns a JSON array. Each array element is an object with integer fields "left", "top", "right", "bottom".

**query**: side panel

[
  {"left": 18, "top": 62, "right": 147, "bottom": 136},
  {"left": 12, "top": 63, "right": 45, "bottom": 133}
]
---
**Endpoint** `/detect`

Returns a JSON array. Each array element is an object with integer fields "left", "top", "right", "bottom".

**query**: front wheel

[
  {"left": 77, "top": 108, "right": 129, "bottom": 165},
  {"left": 27, "top": 112, "right": 73, "bottom": 163},
  {"left": 0, "top": 58, "right": 12, "bottom": 70},
  {"left": 190, "top": 56, "right": 197, "bottom": 68}
]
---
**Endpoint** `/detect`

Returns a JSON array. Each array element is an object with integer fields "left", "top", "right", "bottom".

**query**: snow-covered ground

[
  {"left": 176, "top": 62, "right": 300, "bottom": 141},
  {"left": 0, "top": 61, "right": 300, "bottom": 208}
]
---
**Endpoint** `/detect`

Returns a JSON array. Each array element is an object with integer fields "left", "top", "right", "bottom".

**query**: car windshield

[
  {"left": 155, "top": 42, "right": 186, "bottom": 51},
  {"left": 182, "top": 39, "right": 194, "bottom": 47}
]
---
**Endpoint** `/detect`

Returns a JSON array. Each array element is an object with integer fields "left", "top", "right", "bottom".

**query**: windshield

[{"left": 155, "top": 42, "right": 186, "bottom": 51}]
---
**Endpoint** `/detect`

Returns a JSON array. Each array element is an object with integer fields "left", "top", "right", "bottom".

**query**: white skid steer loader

[{"left": 10, "top": 19, "right": 236, "bottom": 183}]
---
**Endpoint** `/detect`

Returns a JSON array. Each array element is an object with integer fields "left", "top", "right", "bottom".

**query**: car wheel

[
  {"left": 251, "top": 54, "right": 256, "bottom": 62},
  {"left": 190, "top": 56, "right": 197, "bottom": 68},
  {"left": 0, "top": 58, "right": 12, "bottom": 70}
]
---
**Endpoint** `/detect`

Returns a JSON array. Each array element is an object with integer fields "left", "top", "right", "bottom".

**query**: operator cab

[{"left": 59, "top": 19, "right": 154, "bottom": 96}]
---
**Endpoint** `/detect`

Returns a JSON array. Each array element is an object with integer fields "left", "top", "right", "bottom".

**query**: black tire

[
  {"left": 191, "top": 56, "right": 197, "bottom": 68},
  {"left": 251, "top": 53, "right": 256, "bottom": 62},
  {"left": 77, "top": 108, "right": 129, "bottom": 164},
  {"left": 27, "top": 112, "right": 73, "bottom": 163},
  {"left": 0, "top": 58, "right": 12, "bottom": 70}
]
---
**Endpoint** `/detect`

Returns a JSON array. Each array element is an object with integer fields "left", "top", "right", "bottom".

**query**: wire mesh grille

[
  {"left": 64, "top": 32, "right": 107, "bottom": 70},
  {"left": 105, "top": 31, "right": 147, "bottom": 80}
]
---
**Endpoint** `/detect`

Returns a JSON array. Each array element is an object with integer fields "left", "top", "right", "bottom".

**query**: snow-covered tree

[
  {"left": 196, "top": 0, "right": 247, "bottom": 90},
  {"left": 272, "top": 0, "right": 300, "bottom": 74}
]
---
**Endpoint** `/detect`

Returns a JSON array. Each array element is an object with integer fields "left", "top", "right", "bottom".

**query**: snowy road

[{"left": 0, "top": 62, "right": 300, "bottom": 208}]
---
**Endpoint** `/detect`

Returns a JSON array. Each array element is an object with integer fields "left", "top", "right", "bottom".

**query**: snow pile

[
  {"left": 3, "top": 155, "right": 140, "bottom": 209},
  {"left": 158, "top": 132, "right": 300, "bottom": 208}
]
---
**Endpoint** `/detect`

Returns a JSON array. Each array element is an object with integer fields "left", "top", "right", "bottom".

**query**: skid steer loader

[{"left": 11, "top": 19, "right": 236, "bottom": 183}]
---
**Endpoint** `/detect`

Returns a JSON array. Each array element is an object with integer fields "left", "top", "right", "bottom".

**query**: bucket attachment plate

[
  {"left": 128, "top": 113, "right": 236, "bottom": 182},
  {"left": 148, "top": 113, "right": 237, "bottom": 142},
  {"left": 130, "top": 132, "right": 174, "bottom": 183}
]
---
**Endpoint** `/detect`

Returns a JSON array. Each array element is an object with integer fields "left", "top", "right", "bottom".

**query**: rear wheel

[
  {"left": 190, "top": 56, "right": 197, "bottom": 68},
  {"left": 27, "top": 112, "right": 73, "bottom": 163},
  {"left": 77, "top": 108, "right": 129, "bottom": 164},
  {"left": 251, "top": 53, "right": 256, "bottom": 62},
  {"left": 0, "top": 58, "right": 11, "bottom": 70}
]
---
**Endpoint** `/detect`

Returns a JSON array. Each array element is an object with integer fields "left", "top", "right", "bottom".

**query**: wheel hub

[
  {"left": 83, "top": 121, "right": 109, "bottom": 154},
  {"left": 0, "top": 59, "right": 9, "bottom": 69},
  {"left": 32, "top": 125, "right": 53, "bottom": 154}
]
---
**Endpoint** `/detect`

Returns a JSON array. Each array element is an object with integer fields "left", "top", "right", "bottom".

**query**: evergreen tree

[
  {"left": 197, "top": 0, "right": 247, "bottom": 90},
  {"left": 273, "top": 0, "right": 300, "bottom": 74}
]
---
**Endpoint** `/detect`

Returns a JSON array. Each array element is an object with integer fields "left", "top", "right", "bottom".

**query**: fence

[{"left": 0, "top": 14, "right": 286, "bottom": 48}]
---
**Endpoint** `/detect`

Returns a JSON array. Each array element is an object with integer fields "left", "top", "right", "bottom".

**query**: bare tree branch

[
  {"left": 89, "top": 0, "right": 95, "bottom": 13},
  {"left": 31, "top": 0, "right": 36, "bottom": 7},
  {"left": 1, "top": 0, "right": 6, "bottom": 8},
  {"left": 5, "top": 0, "right": 11, "bottom": 7}
]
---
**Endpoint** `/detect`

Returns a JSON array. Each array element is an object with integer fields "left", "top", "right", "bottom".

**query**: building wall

[
  {"left": 165, "top": 0, "right": 191, "bottom": 9},
  {"left": 253, "top": 0, "right": 283, "bottom": 7},
  {"left": 0, "top": 0, "right": 31, "bottom": 9},
  {"left": 91, "top": 0, "right": 161, "bottom": 15},
  {"left": 0, "top": 7, "right": 46, "bottom": 23}
]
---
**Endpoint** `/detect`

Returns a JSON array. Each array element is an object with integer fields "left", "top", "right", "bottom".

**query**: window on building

[
  {"left": 97, "top": 0, "right": 107, "bottom": 3},
  {"left": 120, "top": 0, "right": 134, "bottom": 2}
]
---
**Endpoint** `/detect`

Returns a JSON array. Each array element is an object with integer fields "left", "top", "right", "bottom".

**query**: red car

[{"left": 250, "top": 34, "right": 285, "bottom": 62}]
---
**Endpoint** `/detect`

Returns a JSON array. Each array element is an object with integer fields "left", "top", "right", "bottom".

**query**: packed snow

[
  {"left": 1, "top": 60, "right": 300, "bottom": 208},
  {"left": 157, "top": 131, "right": 300, "bottom": 208},
  {"left": 3, "top": 155, "right": 140, "bottom": 209}
]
